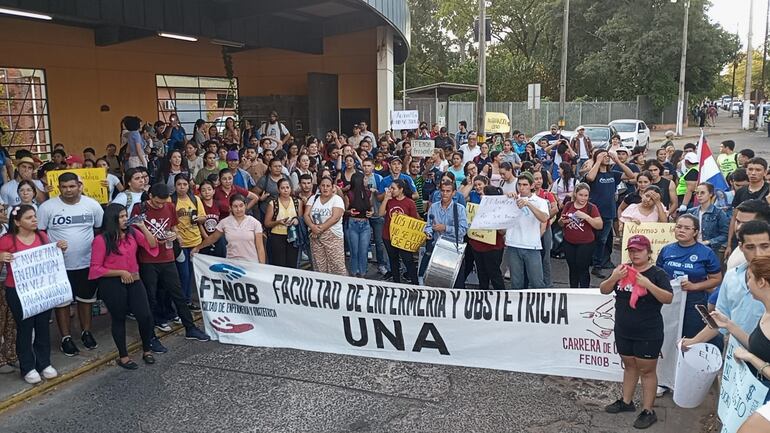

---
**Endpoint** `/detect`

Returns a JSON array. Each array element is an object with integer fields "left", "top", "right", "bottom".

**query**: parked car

[
  {"left": 577, "top": 124, "right": 618, "bottom": 150},
  {"left": 720, "top": 96, "right": 732, "bottom": 110},
  {"left": 608, "top": 119, "right": 651, "bottom": 148},
  {"left": 731, "top": 101, "right": 742, "bottom": 114}
]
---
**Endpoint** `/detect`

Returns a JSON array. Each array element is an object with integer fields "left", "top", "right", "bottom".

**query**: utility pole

[
  {"left": 675, "top": 0, "right": 690, "bottom": 137},
  {"left": 402, "top": 63, "right": 406, "bottom": 108},
  {"left": 476, "top": 0, "right": 486, "bottom": 137},
  {"left": 761, "top": 0, "right": 769, "bottom": 102},
  {"left": 743, "top": 0, "right": 755, "bottom": 130},
  {"left": 559, "top": 0, "right": 569, "bottom": 129}
]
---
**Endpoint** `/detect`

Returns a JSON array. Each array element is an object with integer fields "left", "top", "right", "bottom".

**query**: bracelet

[{"left": 759, "top": 362, "right": 770, "bottom": 379}]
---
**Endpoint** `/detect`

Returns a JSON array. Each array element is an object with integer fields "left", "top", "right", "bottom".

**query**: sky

[{"left": 709, "top": 0, "right": 768, "bottom": 49}]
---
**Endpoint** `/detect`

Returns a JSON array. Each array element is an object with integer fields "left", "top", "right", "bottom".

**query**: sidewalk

[{"left": 650, "top": 112, "right": 754, "bottom": 144}]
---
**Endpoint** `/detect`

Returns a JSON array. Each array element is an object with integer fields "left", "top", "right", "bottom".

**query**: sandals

[
  {"left": 142, "top": 353, "right": 156, "bottom": 365},
  {"left": 116, "top": 358, "right": 138, "bottom": 370}
]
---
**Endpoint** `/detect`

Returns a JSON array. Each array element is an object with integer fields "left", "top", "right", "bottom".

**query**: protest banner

[
  {"left": 193, "top": 255, "right": 684, "bottom": 386},
  {"left": 466, "top": 203, "right": 496, "bottom": 245},
  {"left": 469, "top": 195, "right": 522, "bottom": 230},
  {"left": 718, "top": 338, "right": 769, "bottom": 433},
  {"left": 389, "top": 213, "right": 427, "bottom": 252},
  {"left": 391, "top": 110, "right": 419, "bottom": 130},
  {"left": 411, "top": 139, "right": 435, "bottom": 158},
  {"left": 12, "top": 243, "right": 72, "bottom": 319},
  {"left": 620, "top": 222, "right": 676, "bottom": 263},
  {"left": 484, "top": 112, "right": 510, "bottom": 134},
  {"left": 47, "top": 168, "right": 108, "bottom": 204}
]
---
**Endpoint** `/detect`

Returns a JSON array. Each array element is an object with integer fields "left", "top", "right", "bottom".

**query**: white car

[
  {"left": 731, "top": 101, "right": 742, "bottom": 114},
  {"left": 608, "top": 119, "right": 650, "bottom": 148}
]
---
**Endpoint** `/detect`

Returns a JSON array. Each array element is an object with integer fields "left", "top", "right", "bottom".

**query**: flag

[{"left": 697, "top": 132, "right": 729, "bottom": 191}]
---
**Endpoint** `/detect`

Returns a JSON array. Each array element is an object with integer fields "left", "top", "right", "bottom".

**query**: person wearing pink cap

[{"left": 599, "top": 234, "right": 673, "bottom": 430}]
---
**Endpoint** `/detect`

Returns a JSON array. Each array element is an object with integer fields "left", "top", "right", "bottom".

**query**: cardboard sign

[
  {"left": 470, "top": 196, "right": 522, "bottom": 230},
  {"left": 391, "top": 110, "right": 419, "bottom": 130},
  {"left": 411, "top": 139, "right": 435, "bottom": 158},
  {"left": 484, "top": 112, "right": 510, "bottom": 134},
  {"left": 620, "top": 222, "right": 676, "bottom": 263},
  {"left": 47, "top": 168, "right": 108, "bottom": 204},
  {"left": 466, "top": 203, "right": 496, "bottom": 245},
  {"left": 718, "top": 339, "right": 769, "bottom": 433},
  {"left": 13, "top": 243, "right": 72, "bottom": 319},
  {"left": 389, "top": 213, "right": 427, "bottom": 252}
]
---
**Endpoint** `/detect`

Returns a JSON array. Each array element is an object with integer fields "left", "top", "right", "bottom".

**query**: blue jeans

[
  {"left": 506, "top": 246, "right": 545, "bottom": 289},
  {"left": 346, "top": 219, "right": 372, "bottom": 276},
  {"left": 175, "top": 247, "right": 193, "bottom": 304},
  {"left": 540, "top": 225, "right": 553, "bottom": 287},
  {"left": 592, "top": 217, "right": 614, "bottom": 268},
  {"left": 369, "top": 217, "right": 389, "bottom": 270}
]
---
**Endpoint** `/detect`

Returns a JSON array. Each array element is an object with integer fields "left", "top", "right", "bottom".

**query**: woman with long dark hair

[
  {"left": 158, "top": 149, "right": 189, "bottom": 193},
  {"left": 379, "top": 178, "right": 419, "bottom": 284},
  {"left": 344, "top": 172, "right": 373, "bottom": 278},
  {"left": 560, "top": 183, "right": 603, "bottom": 287},
  {"left": 304, "top": 177, "right": 347, "bottom": 275},
  {"left": 264, "top": 178, "right": 302, "bottom": 268},
  {"left": 172, "top": 173, "right": 205, "bottom": 310},
  {"left": 0, "top": 205, "right": 67, "bottom": 383},
  {"left": 197, "top": 180, "right": 226, "bottom": 257},
  {"left": 89, "top": 204, "right": 162, "bottom": 370},
  {"left": 551, "top": 162, "right": 575, "bottom": 206}
]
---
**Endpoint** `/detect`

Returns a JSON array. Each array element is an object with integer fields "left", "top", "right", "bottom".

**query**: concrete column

[{"left": 376, "top": 26, "right": 394, "bottom": 134}]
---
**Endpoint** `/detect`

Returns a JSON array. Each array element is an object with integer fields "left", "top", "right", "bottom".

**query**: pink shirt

[
  {"left": 216, "top": 215, "right": 263, "bottom": 261},
  {"left": 89, "top": 230, "right": 158, "bottom": 280},
  {"left": 620, "top": 204, "right": 661, "bottom": 224}
]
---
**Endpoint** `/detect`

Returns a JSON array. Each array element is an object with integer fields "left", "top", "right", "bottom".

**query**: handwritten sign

[
  {"left": 620, "top": 222, "right": 676, "bottom": 263},
  {"left": 466, "top": 203, "right": 496, "bottom": 245},
  {"left": 391, "top": 110, "right": 419, "bottom": 130},
  {"left": 390, "top": 213, "right": 427, "bottom": 252},
  {"left": 469, "top": 196, "right": 522, "bottom": 230},
  {"left": 484, "top": 112, "right": 510, "bottom": 134},
  {"left": 47, "top": 168, "right": 108, "bottom": 204},
  {"left": 718, "top": 338, "right": 769, "bottom": 433},
  {"left": 411, "top": 139, "right": 435, "bottom": 158},
  {"left": 12, "top": 243, "right": 72, "bottom": 319}
]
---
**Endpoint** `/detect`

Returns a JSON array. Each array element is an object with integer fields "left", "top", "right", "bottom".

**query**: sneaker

[
  {"left": 81, "top": 331, "right": 98, "bottom": 350},
  {"left": 591, "top": 268, "right": 606, "bottom": 278},
  {"left": 378, "top": 265, "right": 388, "bottom": 276},
  {"left": 656, "top": 386, "right": 668, "bottom": 397},
  {"left": 633, "top": 410, "right": 658, "bottom": 429},
  {"left": 60, "top": 337, "right": 80, "bottom": 357},
  {"left": 126, "top": 313, "right": 136, "bottom": 321},
  {"left": 155, "top": 322, "right": 172, "bottom": 332},
  {"left": 185, "top": 327, "right": 211, "bottom": 341},
  {"left": 170, "top": 316, "right": 182, "bottom": 325},
  {"left": 149, "top": 338, "right": 168, "bottom": 354},
  {"left": 187, "top": 303, "right": 201, "bottom": 312},
  {"left": 605, "top": 399, "right": 636, "bottom": 414},
  {"left": 24, "top": 369, "right": 41, "bottom": 384},
  {"left": 41, "top": 365, "right": 58, "bottom": 379}
]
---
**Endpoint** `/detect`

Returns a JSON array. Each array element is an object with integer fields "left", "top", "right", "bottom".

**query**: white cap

[{"left": 684, "top": 152, "right": 699, "bottom": 164}]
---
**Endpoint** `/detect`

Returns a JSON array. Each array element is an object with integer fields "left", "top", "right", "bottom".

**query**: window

[
  {"left": 156, "top": 75, "right": 238, "bottom": 138},
  {"left": 0, "top": 67, "right": 51, "bottom": 158}
]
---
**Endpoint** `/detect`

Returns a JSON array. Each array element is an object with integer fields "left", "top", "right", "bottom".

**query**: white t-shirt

[
  {"left": 37, "top": 196, "right": 104, "bottom": 270},
  {"left": 260, "top": 122, "right": 289, "bottom": 146},
  {"left": 460, "top": 144, "right": 481, "bottom": 164},
  {"left": 106, "top": 173, "right": 121, "bottom": 200},
  {"left": 112, "top": 190, "right": 144, "bottom": 216},
  {"left": 0, "top": 179, "right": 44, "bottom": 205},
  {"left": 505, "top": 194, "right": 548, "bottom": 250},
  {"left": 309, "top": 194, "right": 345, "bottom": 238},
  {"left": 578, "top": 137, "right": 588, "bottom": 159},
  {"left": 500, "top": 178, "right": 517, "bottom": 195}
]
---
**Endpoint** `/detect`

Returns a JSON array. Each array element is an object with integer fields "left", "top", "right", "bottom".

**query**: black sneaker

[
  {"left": 185, "top": 327, "right": 211, "bottom": 341},
  {"left": 591, "top": 268, "right": 607, "bottom": 278},
  {"left": 633, "top": 409, "right": 657, "bottom": 429},
  {"left": 170, "top": 316, "right": 182, "bottom": 325},
  {"left": 382, "top": 272, "right": 393, "bottom": 281},
  {"left": 149, "top": 338, "right": 168, "bottom": 354},
  {"left": 126, "top": 313, "right": 136, "bottom": 321},
  {"left": 605, "top": 399, "right": 636, "bottom": 414},
  {"left": 60, "top": 337, "right": 80, "bottom": 357},
  {"left": 187, "top": 303, "right": 201, "bottom": 312},
  {"left": 81, "top": 331, "right": 98, "bottom": 350}
]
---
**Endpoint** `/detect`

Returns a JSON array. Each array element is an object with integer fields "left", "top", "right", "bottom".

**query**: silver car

[{"left": 577, "top": 124, "right": 618, "bottom": 150}]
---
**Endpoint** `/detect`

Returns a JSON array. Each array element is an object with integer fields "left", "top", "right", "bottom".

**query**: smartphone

[{"left": 695, "top": 304, "right": 718, "bottom": 329}]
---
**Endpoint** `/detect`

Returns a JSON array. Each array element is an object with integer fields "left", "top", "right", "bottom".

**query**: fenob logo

[
  {"left": 210, "top": 263, "right": 246, "bottom": 281},
  {"left": 210, "top": 316, "right": 254, "bottom": 334}
]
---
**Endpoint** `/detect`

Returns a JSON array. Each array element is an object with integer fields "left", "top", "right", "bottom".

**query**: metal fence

[{"left": 395, "top": 96, "right": 679, "bottom": 134}]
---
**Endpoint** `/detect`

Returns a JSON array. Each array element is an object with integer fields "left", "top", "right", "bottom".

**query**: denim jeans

[
  {"left": 175, "top": 247, "right": 193, "bottom": 304},
  {"left": 346, "top": 219, "right": 372, "bottom": 276},
  {"left": 540, "top": 225, "right": 553, "bottom": 287},
  {"left": 506, "top": 246, "right": 545, "bottom": 289},
  {"left": 369, "top": 217, "right": 390, "bottom": 270},
  {"left": 592, "top": 217, "right": 614, "bottom": 268}
]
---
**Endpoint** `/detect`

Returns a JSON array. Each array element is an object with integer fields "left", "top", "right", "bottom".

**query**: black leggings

[
  {"left": 268, "top": 233, "right": 299, "bottom": 268},
  {"left": 5, "top": 287, "right": 50, "bottom": 376},
  {"left": 564, "top": 241, "right": 596, "bottom": 288},
  {"left": 385, "top": 240, "right": 418, "bottom": 284},
  {"left": 473, "top": 248, "right": 505, "bottom": 289},
  {"left": 98, "top": 277, "right": 155, "bottom": 357}
]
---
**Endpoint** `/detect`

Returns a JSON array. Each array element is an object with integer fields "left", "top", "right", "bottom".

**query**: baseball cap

[
  {"left": 226, "top": 150, "right": 239, "bottom": 161},
  {"left": 389, "top": 156, "right": 403, "bottom": 164},
  {"left": 626, "top": 235, "right": 652, "bottom": 251},
  {"left": 684, "top": 152, "right": 699, "bottom": 164},
  {"left": 615, "top": 147, "right": 629, "bottom": 154}
]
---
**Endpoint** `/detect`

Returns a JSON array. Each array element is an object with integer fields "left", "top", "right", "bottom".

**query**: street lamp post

[
  {"left": 743, "top": 0, "right": 755, "bottom": 130},
  {"left": 674, "top": 0, "right": 690, "bottom": 137}
]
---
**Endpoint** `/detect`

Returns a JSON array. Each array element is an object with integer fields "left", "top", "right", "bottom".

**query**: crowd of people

[{"left": 0, "top": 111, "right": 768, "bottom": 431}]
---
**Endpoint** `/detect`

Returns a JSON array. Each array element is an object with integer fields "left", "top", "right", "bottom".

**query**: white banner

[
  {"left": 718, "top": 338, "right": 769, "bottom": 433},
  {"left": 469, "top": 196, "right": 522, "bottom": 229},
  {"left": 13, "top": 243, "right": 72, "bottom": 319},
  {"left": 391, "top": 110, "right": 419, "bottom": 130},
  {"left": 193, "top": 255, "right": 683, "bottom": 384},
  {"left": 411, "top": 139, "right": 435, "bottom": 158}
]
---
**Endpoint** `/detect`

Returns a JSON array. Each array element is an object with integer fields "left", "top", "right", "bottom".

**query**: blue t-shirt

[
  {"left": 379, "top": 173, "right": 417, "bottom": 196},
  {"left": 656, "top": 242, "right": 721, "bottom": 304},
  {"left": 612, "top": 163, "right": 639, "bottom": 194},
  {"left": 588, "top": 171, "right": 622, "bottom": 218}
]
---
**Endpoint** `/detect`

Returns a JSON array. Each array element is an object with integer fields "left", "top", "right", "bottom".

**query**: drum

[{"left": 423, "top": 237, "right": 466, "bottom": 288}]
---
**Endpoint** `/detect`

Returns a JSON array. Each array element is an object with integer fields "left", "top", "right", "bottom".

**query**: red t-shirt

[
  {"left": 561, "top": 201, "right": 600, "bottom": 245},
  {"left": 537, "top": 189, "right": 556, "bottom": 227},
  {"left": 0, "top": 231, "right": 50, "bottom": 287},
  {"left": 131, "top": 202, "right": 178, "bottom": 263},
  {"left": 213, "top": 185, "right": 249, "bottom": 219},
  {"left": 469, "top": 231, "right": 505, "bottom": 252},
  {"left": 382, "top": 196, "right": 418, "bottom": 241},
  {"left": 201, "top": 199, "right": 223, "bottom": 235}
]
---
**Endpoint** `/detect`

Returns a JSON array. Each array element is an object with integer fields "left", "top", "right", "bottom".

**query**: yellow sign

[
  {"left": 484, "top": 112, "right": 510, "bottom": 134},
  {"left": 466, "top": 203, "right": 496, "bottom": 245},
  {"left": 47, "top": 168, "right": 109, "bottom": 204},
  {"left": 389, "top": 213, "right": 427, "bottom": 252},
  {"left": 620, "top": 222, "right": 676, "bottom": 264}
]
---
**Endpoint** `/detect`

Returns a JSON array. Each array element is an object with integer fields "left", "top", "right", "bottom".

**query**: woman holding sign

[
  {"left": 0, "top": 205, "right": 67, "bottom": 384},
  {"left": 379, "top": 178, "right": 419, "bottom": 284}
]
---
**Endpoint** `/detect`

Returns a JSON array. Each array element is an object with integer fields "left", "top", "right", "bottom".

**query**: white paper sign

[
  {"left": 193, "top": 256, "right": 686, "bottom": 384},
  {"left": 13, "top": 243, "right": 72, "bottom": 319},
  {"left": 411, "top": 139, "right": 435, "bottom": 158},
  {"left": 391, "top": 110, "right": 419, "bottom": 130},
  {"left": 718, "top": 338, "right": 769, "bottom": 433},
  {"left": 470, "top": 196, "right": 523, "bottom": 229}
]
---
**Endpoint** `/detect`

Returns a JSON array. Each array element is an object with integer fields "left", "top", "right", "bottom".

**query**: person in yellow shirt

[
  {"left": 716, "top": 140, "right": 739, "bottom": 178},
  {"left": 172, "top": 173, "right": 206, "bottom": 311}
]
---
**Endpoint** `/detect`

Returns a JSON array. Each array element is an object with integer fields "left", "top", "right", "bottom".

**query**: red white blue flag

[{"left": 697, "top": 131, "right": 729, "bottom": 191}]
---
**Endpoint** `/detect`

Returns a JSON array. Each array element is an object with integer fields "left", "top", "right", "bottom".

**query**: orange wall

[{"left": 0, "top": 17, "right": 379, "bottom": 154}]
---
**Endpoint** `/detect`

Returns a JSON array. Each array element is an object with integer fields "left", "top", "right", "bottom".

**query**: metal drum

[{"left": 423, "top": 237, "right": 466, "bottom": 288}]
